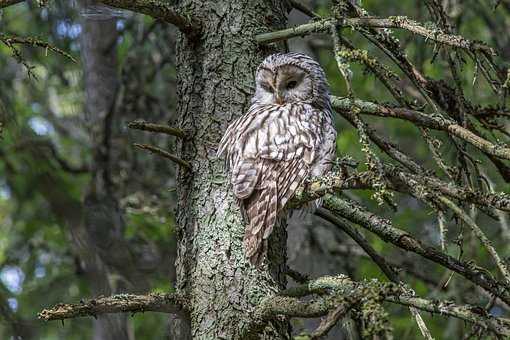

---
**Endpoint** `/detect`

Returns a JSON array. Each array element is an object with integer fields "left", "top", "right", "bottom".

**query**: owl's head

[{"left": 252, "top": 53, "right": 330, "bottom": 109}]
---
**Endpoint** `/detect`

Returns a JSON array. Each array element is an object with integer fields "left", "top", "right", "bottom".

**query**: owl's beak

[{"left": 275, "top": 91, "right": 284, "bottom": 105}]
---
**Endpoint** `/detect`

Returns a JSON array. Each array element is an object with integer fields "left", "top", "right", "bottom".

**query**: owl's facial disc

[
  {"left": 253, "top": 65, "right": 313, "bottom": 106},
  {"left": 275, "top": 65, "right": 312, "bottom": 104}
]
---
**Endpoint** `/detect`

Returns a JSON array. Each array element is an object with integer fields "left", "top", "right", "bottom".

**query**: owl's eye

[
  {"left": 261, "top": 83, "right": 273, "bottom": 93},
  {"left": 286, "top": 80, "right": 298, "bottom": 89}
]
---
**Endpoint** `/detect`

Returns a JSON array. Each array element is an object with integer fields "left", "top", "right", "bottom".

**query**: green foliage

[{"left": 0, "top": 0, "right": 509, "bottom": 338}]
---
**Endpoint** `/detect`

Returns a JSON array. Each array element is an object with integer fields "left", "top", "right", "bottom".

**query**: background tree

[{"left": 1, "top": 0, "right": 510, "bottom": 339}]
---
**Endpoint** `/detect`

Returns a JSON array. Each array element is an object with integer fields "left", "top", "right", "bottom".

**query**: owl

[{"left": 217, "top": 53, "right": 337, "bottom": 265}]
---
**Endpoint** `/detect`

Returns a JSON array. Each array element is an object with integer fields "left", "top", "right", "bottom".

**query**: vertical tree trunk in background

[
  {"left": 174, "top": 1, "right": 290, "bottom": 338},
  {"left": 80, "top": 10, "right": 130, "bottom": 340}
]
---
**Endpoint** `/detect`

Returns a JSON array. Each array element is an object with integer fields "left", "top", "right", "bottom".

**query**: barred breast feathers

[{"left": 217, "top": 52, "right": 337, "bottom": 265}]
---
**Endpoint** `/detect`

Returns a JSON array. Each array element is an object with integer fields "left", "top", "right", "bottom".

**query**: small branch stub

[
  {"left": 128, "top": 119, "right": 185, "bottom": 138},
  {"left": 133, "top": 143, "right": 191, "bottom": 170}
]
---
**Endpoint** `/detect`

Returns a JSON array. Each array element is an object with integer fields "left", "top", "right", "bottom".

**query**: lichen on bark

[{"left": 174, "top": 1, "right": 292, "bottom": 338}]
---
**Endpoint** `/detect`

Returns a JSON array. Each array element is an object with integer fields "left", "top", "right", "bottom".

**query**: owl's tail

[{"left": 243, "top": 182, "right": 278, "bottom": 266}]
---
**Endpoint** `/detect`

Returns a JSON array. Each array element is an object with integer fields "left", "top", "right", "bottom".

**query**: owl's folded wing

[{"left": 231, "top": 104, "right": 320, "bottom": 203}]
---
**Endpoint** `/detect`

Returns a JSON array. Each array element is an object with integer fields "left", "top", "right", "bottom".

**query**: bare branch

[
  {"left": 99, "top": 0, "right": 200, "bottom": 37},
  {"left": 38, "top": 293, "right": 185, "bottom": 321},
  {"left": 0, "top": 33, "right": 77, "bottom": 63},
  {"left": 332, "top": 97, "right": 510, "bottom": 161},
  {"left": 133, "top": 143, "right": 191, "bottom": 170},
  {"left": 310, "top": 302, "right": 356, "bottom": 339},
  {"left": 284, "top": 266, "right": 310, "bottom": 284},
  {"left": 256, "top": 17, "right": 495, "bottom": 55},
  {"left": 128, "top": 119, "right": 185, "bottom": 138}
]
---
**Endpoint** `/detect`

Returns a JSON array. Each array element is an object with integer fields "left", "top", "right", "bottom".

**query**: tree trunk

[{"left": 174, "top": 1, "right": 291, "bottom": 338}]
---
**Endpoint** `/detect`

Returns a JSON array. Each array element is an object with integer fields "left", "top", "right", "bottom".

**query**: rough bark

[{"left": 174, "top": 1, "right": 292, "bottom": 338}]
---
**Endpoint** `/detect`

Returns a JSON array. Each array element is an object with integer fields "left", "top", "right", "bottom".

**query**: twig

[
  {"left": 133, "top": 143, "right": 191, "bottom": 170},
  {"left": 128, "top": 119, "right": 185, "bottom": 138},
  {"left": 387, "top": 295, "right": 510, "bottom": 336},
  {"left": 383, "top": 165, "right": 510, "bottom": 213},
  {"left": 0, "top": 34, "right": 77, "bottom": 63},
  {"left": 336, "top": 106, "right": 426, "bottom": 174},
  {"left": 38, "top": 292, "right": 185, "bottom": 321},
  {"left": 310, "top": 294, "right": 364, "bottom": 339}
]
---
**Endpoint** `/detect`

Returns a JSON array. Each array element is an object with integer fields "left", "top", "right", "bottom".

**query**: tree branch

[
  {"left": 388, "top": 295, "right": 510, "bottom": 337},
  {"left": 133, "top": 143, "right": 191, "bottom": 170},
  {"left": 246, "top": 275, "right": 510, "bottom": 338},
  {"left": 128, "top": 119, "right": 185, "bottom": 138},
  {"left": 322, "top": 195, "right": 510, "bottom": 306},
  {"left": 292, "top": 167, "right": 510, "bottom": 214},
  {"left": 316, "top": 208, "right": 433, "bottom": 339},
  {"left": 256, "top": 17, "right": 494, "bottom": 55},
  {"left": 332, "top": 96, "right": 510, "bottom": 161},
  {"left": 99, "top": 0, "right": 199, "bottom": 37},
  {"left": 38, "top": 293, "right": 185, "bottom": 321},
  {"left": 0, "top": 33, "right": 77, "bottom": 62}
]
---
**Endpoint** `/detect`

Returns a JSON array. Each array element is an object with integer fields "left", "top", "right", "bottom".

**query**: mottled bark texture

[{"left": 174, "top": 1, "right": 292, "bottom": 338}]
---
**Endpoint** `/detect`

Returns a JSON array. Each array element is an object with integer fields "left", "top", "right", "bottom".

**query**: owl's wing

[
  {"left": 224, "top": 104, "right": 321, "bottom": 264},
  {"left": 231, "top": 104, "right": 318, "bottom": 199}
]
